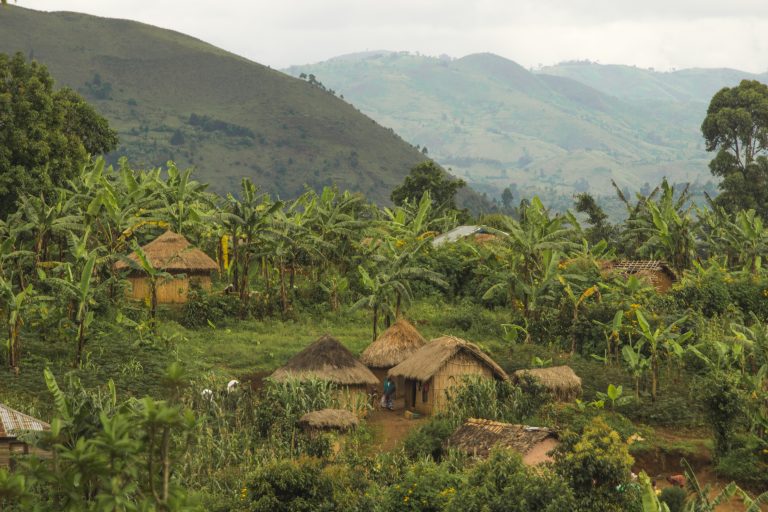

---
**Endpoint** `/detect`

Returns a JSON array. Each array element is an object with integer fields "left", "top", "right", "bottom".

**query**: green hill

[
  {"left": 285, "top": 52, "right": 762, "bottom": 199},
  {"left": 0, "top": 6, "right": 451, "bottom": 205},
  {"left": 539, "top": 61, "right": 768, "bottom": 103}
]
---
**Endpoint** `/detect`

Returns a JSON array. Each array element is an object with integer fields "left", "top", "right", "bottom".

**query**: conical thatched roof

[
  {"left": 359, "top": 318, "right": 426, "bottom": 369},
  {"left": 114, "top": 230, "right": 218, "bottom": 273},
  {"left": 446, "top": 418, "right": 557, "bottom": 460},
  {"left": 513, "top": 366, "right": 582, "bottom": 402},
  {"left": 270, "top": 334, "right": 379, "bottom": 386},
  {"left": 299, "top": 409, "right": 359, "bottom": 431},
  {"left": 388, "top": 335, "right": 508, "bottom": 382}
]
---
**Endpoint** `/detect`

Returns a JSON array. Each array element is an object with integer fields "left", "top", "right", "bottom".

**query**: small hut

[
  {"left": 0, "top": 404, "right": 49, "bottom": 469},
  {"left": 359, "top": 318, "right": 426, "bottom": 399},
  {"left": 513, "top": 366, "right": 582, "bottom": 402},
  {"left": 387, "top": 336, "right": 508, "bottom": 415},
  {"left": 299, "top": 409, "right": 359, "bottom": 432},
  {"left": 446, "top": 418, "right": 558, "bottom": 465},
  {"left": 115, "top": 230, "right": 218, "bottom": 304},
  {"left": 270, "top": 334, "right": 379, "bottom": 407},
  {"left": 600, "top": 260, "right": 677, "bottom": 293}
]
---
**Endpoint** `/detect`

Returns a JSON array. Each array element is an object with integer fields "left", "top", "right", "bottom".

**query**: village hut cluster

[{"left": 265, "top": 317, "right": 587, "bottom": 465}]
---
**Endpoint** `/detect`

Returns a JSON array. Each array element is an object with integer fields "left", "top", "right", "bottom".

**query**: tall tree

[
  {"left": 0, "top": 53, "right": 117, "bottom": 218},
  {"left": 391, "top": 161, "right": 466, "bottom": 212},
  {"left": 702, "top": 79, "right": 768, "bottom": 216}
]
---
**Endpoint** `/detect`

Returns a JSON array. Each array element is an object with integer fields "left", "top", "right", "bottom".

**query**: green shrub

[
  {"left": 715, "top": 437, "right": 768, "bottom": 489},
  {"left": 380, "top": 459, "right": 461, "bottom": 512},
  {"left": 246, "top": 457, "right": 335, "bottom": 512},
  {"left": 448, "top": 449, "right": 576, "bottom": 512},
  {"left": 659, "top": 486, "right": 687, "bottom": 512},
  {"left": 181, "top": 289, "right": 240, "bottom": 328},
  {"left": 553, "top": 416, "right": 636, "bottom": 512},
  {"left": 402, "top": 417, "right": 455, "bottom": 461}
]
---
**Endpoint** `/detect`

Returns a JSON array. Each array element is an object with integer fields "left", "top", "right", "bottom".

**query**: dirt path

[{"left": 366, "top": 398, "right": 425, "bottom": 452}]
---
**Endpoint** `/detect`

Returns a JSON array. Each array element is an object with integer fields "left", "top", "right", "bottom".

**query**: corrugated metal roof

[
  {"left": 431, "top": 225, "right": 484, "bottom": 247},
  {"left": 0, "top": 404, "right": 49, "bottom": 438}
]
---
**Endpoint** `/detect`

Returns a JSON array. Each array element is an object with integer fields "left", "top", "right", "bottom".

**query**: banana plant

[
  {"left": 47, "top": 254, "right": 101, "bottom": 367},
  {"left": 622, "top": 342, "right": 650, "bottom": 400},
  {"left": 596, "top": 383, "right": 633, "bottom": 411},
  {"left": 634, "top": 310, "right": 692, "bottom": 401},
  {"left": 122, "top": 240, "right": 173, "bottom": 326},
  {"left": 594, "top": 310, "right": 624, "bottom": 365},
  {"left": 0, "top": 276, "right": 33, "bottom": 371}
]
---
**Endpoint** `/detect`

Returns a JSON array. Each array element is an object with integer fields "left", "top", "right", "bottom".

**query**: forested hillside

[
  {"left": 286, "top": 52, "right": 763, "bottom": 201},
  {"left": 0, "top": 6, "right": 450, "bottom": 205}
]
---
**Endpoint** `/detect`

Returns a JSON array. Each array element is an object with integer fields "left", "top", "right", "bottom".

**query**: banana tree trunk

[
  {"left": 279, "top": 261, "right": 288, "bottom": 314},
  {"left": 372, "top": 303, "right": 379, "bottom": 341},
  {"left": 74, "top": 318, "right": 86, "bottom": 368}
]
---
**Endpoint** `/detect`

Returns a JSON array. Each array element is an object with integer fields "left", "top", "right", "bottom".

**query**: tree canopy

[
  {"left": 0, "top": 52, "right": 117, "bottom": 217},
  {"left": 390, "top": 160, "right": 466, "bottom": 211},
  {"left": 701, "top": 79, "right": 768, "bottom": 217}
]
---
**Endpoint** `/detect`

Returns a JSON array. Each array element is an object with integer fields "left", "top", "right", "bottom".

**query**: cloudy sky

[{"left": 17, "top": 0, "right": 768, "bottom": 72}]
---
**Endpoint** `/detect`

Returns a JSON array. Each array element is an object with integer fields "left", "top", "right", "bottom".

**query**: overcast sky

[{"left": 16, "top": 0, "right": 768, "bottom": 72}]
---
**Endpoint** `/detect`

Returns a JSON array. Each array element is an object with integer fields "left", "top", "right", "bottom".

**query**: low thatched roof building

[
  {"left": 299, "top": 409, "right": 359, "bottom": 432},
  {"left": 0, "top": 404, "right": 50, "bottom": 469},
  {"left": 115, "top": 230, "right": 218, "bottom": 304},
  {"left": 388, "top": 336, "right": 508, "bottom": 415},
  {"left": 360, "top": 319, "right": 426, "bottom": 369},
  {"left": 446, "top": 418, "right": 558, "bottom": 465},
  {"left": 360, "top": 319, "right": 426, "bottom": 399},
  {"left": 271, "top": 334, "right": 379, "bottom": 388},
  {"left": 513, "top": 366, "right": 582, "bottom": 402},
  {"left": 600, "top": 260, "right": 677, "bottom": 293}
]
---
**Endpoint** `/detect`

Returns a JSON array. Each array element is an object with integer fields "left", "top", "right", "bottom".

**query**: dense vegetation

[{"left": 0, "top": 27, "right": 768, "bottom": 512}]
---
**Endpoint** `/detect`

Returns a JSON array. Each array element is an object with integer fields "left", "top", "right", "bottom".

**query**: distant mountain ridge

[
  {"left": 0, "top": 6, "right": 477, "bottom": 207},
  {"left": 286, "top": 52, "right": 766, "bottom": 200}
]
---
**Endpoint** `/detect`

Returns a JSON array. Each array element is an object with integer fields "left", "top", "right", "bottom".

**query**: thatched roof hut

[
  {"left": 513, "top": 366, "right": 582, "bottom": 402},
  {"left": 299, "top": 409, "right": 359, "bottom": 431},
  {"left": 389, "top": 336, "right": 508, "bottom": 383},
  {"left": 446, "top": 418, "right": 558, "bottom": 464},
  {"left": 0, "top": 404, "right": 50, "bottom": 469},
  {"left": 600, "top": 260, "right": 677, "bottom": 292},
  {"left": 115, "top": 230, "right": 218, "bottom": 274},
  {"left": 270, "top": 334, "right": 379, "bottom": 387},
  {"left": 360, "top": 319, "right": 426, "bottom": 369},
  {"left": 388, "top": 336, "right": 508, "bottom": 415},
  {"left": 115, "top": 230, "right": 218, "bottom": 304}
]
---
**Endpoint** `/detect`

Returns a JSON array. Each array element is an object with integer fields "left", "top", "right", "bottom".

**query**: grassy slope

[
  {"left": 0, "top": 6, "right": 444, "bottom": 205},
  {"left": 285, "top": 52, "right": 732, "bottom": 197}
]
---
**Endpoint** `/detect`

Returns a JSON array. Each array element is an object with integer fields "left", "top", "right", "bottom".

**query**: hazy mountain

[
  {"left": 0, "top": 6, "right": 465, "bottom": 206},
  {"left": 286, "top": 52, "right": 764, "bottom": 199}
]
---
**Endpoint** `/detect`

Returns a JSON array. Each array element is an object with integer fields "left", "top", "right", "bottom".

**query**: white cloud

[{"left": 16, "top": 0, "right": 768, "bottom": 72}]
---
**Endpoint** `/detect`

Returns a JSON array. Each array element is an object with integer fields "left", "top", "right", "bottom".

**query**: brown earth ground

[
  {"left": 635, "top": 428, "right": 766, "bottom": 511},
  {"left": 366, "top": 398, "right": 426, "bottom": 452}
]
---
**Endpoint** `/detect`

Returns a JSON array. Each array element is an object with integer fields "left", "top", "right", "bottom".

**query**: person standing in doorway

[{"left": 383, "top": 377, "right": 396, "bottom": 410}]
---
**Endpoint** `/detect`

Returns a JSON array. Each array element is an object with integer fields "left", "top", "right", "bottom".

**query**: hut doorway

[{"left": 408, "top": 380, "right": 417, "bottom": 409}]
